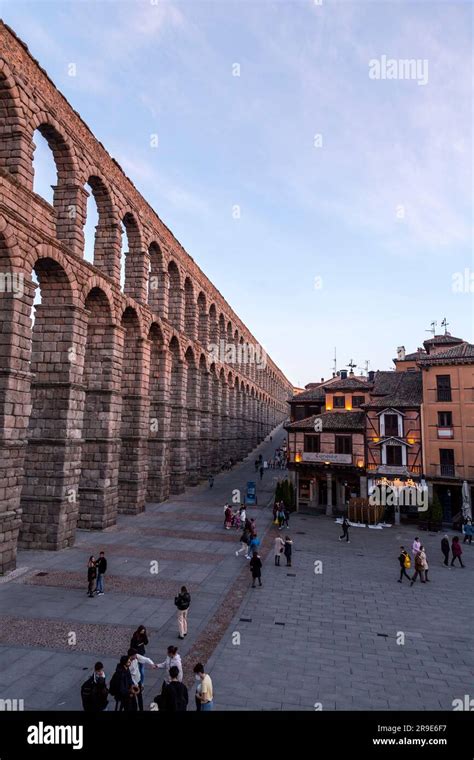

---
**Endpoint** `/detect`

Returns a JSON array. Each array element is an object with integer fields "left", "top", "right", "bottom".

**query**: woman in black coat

[
  {"left": 441, "top": 535, "right": 450, "bottom": 567},
  {"left": 87, "top": 556, "right": 97, "bottom": 598},
  {"left": 249, "top": 552, "right": 262, "bottom": 588},
  {"left": 130, "top": 625, "right": 149, "bottom": 684}
]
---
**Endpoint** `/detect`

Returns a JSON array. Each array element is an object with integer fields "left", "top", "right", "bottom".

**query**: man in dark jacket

[
  {"left": 81, "top": 661, "right": 109, "bottom": 712},
  {"left": 175, "top": 585, "right": 191, "bottom": 640},
  {"left": 111, "top": 656, "right": 134, "bottom": 711},
  {"left": 160, "top": 666, "right": 188, "bottom": 711},
  {"left": 95, "top": 551, "right": 107, "bottom": 595},
  {"left": 441, "top": 535, "right": 450, "bottom": 566}
]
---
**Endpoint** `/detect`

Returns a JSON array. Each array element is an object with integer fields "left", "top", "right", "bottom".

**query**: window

[
  {"left": 352, "top": 396, "right": 364, "bottom": 408},
  {"left": 386, "top": 445, "right": 402, "bottom": 466},
  {"left": 436, "top": 375, "right": 452, "bottom": 402},
  {"left": 439, "top": 449, "right": 455, "bottom": 476},
  {"left": 304, "top": 435, "right": 320, "bottom": 453},
  {"left": 384, "top": 414, "right": 399, "bottom": 437},
  {"left": 335, "top": 435, "right": 352, "bottom": 454},
  {"left": 333, "top": 396, "right": 345, "bottom": 408},
  {"left": 307, "top": 405, "right": 322, "bottom": 416},
  {"left": 294, "top": 405, "right": 306, "bottom": 421},
  {"left": 438, "top": 411, "right": 452, "bottom": 427}
]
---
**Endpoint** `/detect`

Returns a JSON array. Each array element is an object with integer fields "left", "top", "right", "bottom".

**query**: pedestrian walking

[
  {"left": 193, "top": 663, "right": 213, "bottom": 711},
  {"left": 339, "top": 517, "right": 350, "bottom": 543},
  {"left": 174, "top": 585, "right": 191, "bottom": 640},
  {"left": 157, "top": 646, "right": 183, "bottom": 686},
  {"left": 160, "top": 665, "right": 189, "bottom": 712},
  {"left": 247, "top": 533, "right": 260, "bottom": 559},
  {"left": 451, "top": 536, "right": 465, "bottom": 567},
  {"left": 250, "top": 550, "right": 262, "bottom": 587},
  {"left": 208, "top": 475, "right": 214, "bottom": 489},
  {"left": 397, "top": 546, "right": 411, "bottom": 582},
  {"left": 259, "top": 466, "right": 264, "bottom": 480},
  {"left": 420, "top": 545, "right": 430, "bottom": 581},
  {"left": 130, "top": 625, "right": 149, "bottom": 684},
  {"left": 410, "top": 549, "right": 426, "bottom": 586},
  {"left": 81, "top": 662, "right": 109, "bottom": 712},
  {"left": 239, "top": 506, "right": 246, "bottom": 525},
  {"left": 284, "top": 507, "right": 290, "bottom": 529},
  {"left": 284, "top": 535, "right": 293, "bottom": 567},
  {"left": 412, "top": 536, "right": 421, "bottom": 559},
  {"left": 272, "top": 502, "right": 278, "bottom": 524},
  {"left": 87, "top": 556, "right": 97, "bottom": 598},
  {"left": 278, "top": 506, "right": 285, "bottom": 530},
  {"left": 94, "top": 551, "right": 107, "bottom": 595},
  {"left": 274, "top": 535, "right": 284, "bottom": 565},
  {"left": 236, "top": 528, "right": 250, "bottom": 557},
  {"left": 127, "top": 648, "right": 157, "bottom": 711},
  {"left": 441, "top": 534, "right": 450, "bottom": 567}
]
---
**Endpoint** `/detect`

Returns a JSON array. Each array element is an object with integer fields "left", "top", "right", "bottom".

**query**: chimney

[
  {"left": 397, "top": 346, "right": 406, "bottom": 360},
  {"left": 368, "top": 370, "right": 375, "bottom": 382},
  {"left": 340, "top": 370, "right": 348, "bottom": 380},
  {"left": 320, "top": 377, "right": 324, "bottom": 382}
]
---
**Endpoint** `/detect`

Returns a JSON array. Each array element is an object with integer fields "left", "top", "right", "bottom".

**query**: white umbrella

[{"left": 462, "top": 480, "right": 472, "bottom": 520}]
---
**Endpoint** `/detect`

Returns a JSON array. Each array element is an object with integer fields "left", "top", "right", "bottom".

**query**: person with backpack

[
  {"left": 130, "top": 625, "right": 149, "bottom": 685},
  {"left": 451, "top": 536, "right": 465, "bottom": 567},
  {"left": 284, "top": 535, "right": 293, "bottom": 567},
  {"left": 157, "top": 645, "right": 183, "bottom": 686},
  {"left": 81, "top": 662, "right": 109, "bottom": 712},
  {"left": 160, "top": 665, "right": 189, "bottom": 712},
  {"left": 109, "top": 655, "right": 134, "bottom": 711},
  {"left": 94, "top": 551, "right": 107, "bottom": 595},
  {"left": 174, "top": 586, "right": 191, "bottom": 640},
  {"left": 397, "top": 546, "right": 412, "bottom": 583},
  {"left": 250, "top": 550, "right": 262, "bottom": 588},
  {"left": 87, "top": 556, "right": 97, "bottom": 598},
  {"left": 441, "top": 535, "right": 450, "bottom": 567}
]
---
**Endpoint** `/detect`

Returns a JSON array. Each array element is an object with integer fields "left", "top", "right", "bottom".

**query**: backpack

[
  {"left": 81, "top": 676, "right": 95, "bottom": 707},
  {"left": 108, "top": 671, "right": 121, "bottom": 699},
  {"left": 404, "top": 554, "right": 411, "bottom": 569}
]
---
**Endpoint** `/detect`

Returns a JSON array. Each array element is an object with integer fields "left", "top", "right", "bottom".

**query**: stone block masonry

[{"left": 0, "top": 22, "right": 293, "bottom": 573}]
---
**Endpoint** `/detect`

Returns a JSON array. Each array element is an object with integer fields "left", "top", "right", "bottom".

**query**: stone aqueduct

[{"left": 0, "top": 23, "right": 292, "bottom": 573}]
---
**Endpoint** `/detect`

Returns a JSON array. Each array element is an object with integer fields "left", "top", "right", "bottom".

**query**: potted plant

[{"left": 428, "top": 494, "right": 443, "bottom": 532}]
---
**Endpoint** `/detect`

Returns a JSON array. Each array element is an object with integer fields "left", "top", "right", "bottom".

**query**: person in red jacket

[{"left": 451, "top": 536, "right": 465, "bottom": 567}]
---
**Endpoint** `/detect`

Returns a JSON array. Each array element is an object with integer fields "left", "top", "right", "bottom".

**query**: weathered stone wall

[{"left": 0, "top": 22, "right": 293, "bottom": 573}]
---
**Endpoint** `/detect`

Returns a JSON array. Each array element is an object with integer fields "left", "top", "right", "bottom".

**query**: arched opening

[
  {"left": 169, "top": 336, "right": 186, "bottom": 493},
  {"left": 218, "top": 313, "right": 226, "bottom": 345},
  {"left": 199, "top": 354, "right": 211, "bottom": 476},
  {"left": 79, "top": 287, "right": 117, "bottom": 529},
  {"left": 0, "top": 72, "right": 26, "bottom": 181},
  {"left": 147, "top": 323, "right": 168, "bottom": 501},
  {"left": 83, "top": 176, "right": 119, "bottom": 279},
  {"left": 185, "top": 347, "right": 200, "bottom": 484},
  {"left": 32, "top": 124, "right": 79, "bottom": 252},
  {"left": 19, "top": 257, "right": 81, "bottom": 551},
  {"left": 120, "top": 212, "right": 144, "bottom": 299},
  {"left": 167, "top": 261, "right": 182, "bottom": 329},
  {"left": 209, "top": 363, "right": 220, "bottom": 473},
  {"left": 118, "top": 307, "right": 147, "bottom": 514},
  {"left": 219, "top": 367, "right": 228, "bottom": 470},
  {"left": 148, "top": 242, "right": 165, "bottom": 316},
  {"left": 197, "top": 292, "right": 208, "bottom": 346},
  {"left": 184, "top": 278, "right": 197, "bottom": 340},
  {"left": 209, "top": 303, "right": 218, "bottom": 345}
]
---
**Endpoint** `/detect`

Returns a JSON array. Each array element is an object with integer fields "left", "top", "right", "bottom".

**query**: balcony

[
  {"left": 436, "top": 389, "right": 452, "bottom": 402},
  {"left": 439, "top": 463, "right": 456, "bottom": 478}
]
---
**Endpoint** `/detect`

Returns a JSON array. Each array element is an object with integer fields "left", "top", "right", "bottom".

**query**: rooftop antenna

[
  {"left": 332, "top": 347, "right": 337, "bottom": 376},
  {"left": 425, "top": 320, "right": 437, "bottom": 337},
  {"left": 347, "top": 359, "right": 357, "bottom": 376},
  {"left": 441, "top": 317, "right": 449, "bottom": 335},
  {"left": 358, "top": 360, "right": 370, "bottom": 376}
]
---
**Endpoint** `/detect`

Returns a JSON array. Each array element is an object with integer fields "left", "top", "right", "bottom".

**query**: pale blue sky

[{"left": 2, "top": 0, "right": 472, "bottom": 386}]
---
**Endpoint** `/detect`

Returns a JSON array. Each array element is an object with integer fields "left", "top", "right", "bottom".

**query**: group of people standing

[
  {"left": 81, "top": 623, "right": 213, "bottom": 712},
  {"left": 273, "top": 501, "right": 290, "bottom": 530}
]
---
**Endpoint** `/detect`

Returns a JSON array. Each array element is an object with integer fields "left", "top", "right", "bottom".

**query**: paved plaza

[{"left": 0, "top": 425, "right": 472, "bottom": 711}]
